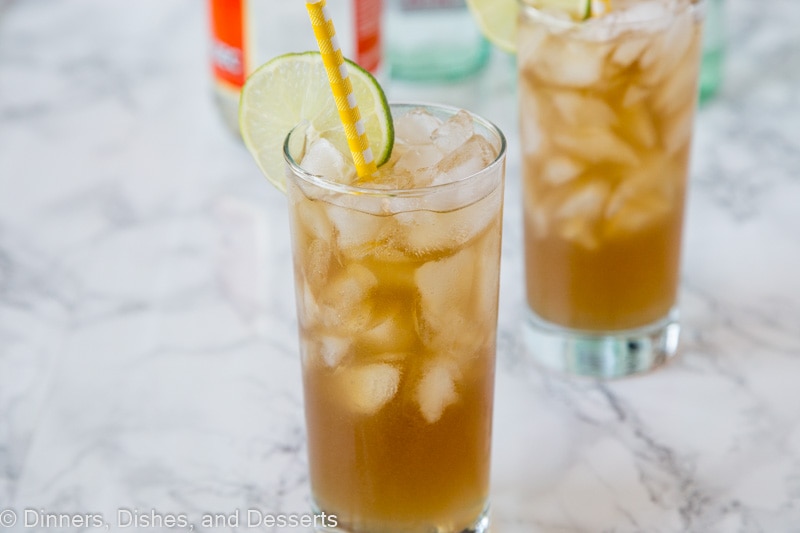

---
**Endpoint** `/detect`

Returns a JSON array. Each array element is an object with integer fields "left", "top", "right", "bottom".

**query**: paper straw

[{"left": 305, "top": 0, "right": 377, "bottom": 178}]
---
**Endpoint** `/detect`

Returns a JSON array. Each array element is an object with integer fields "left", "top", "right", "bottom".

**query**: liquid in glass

[
  {"left": 518, "top": 0, "right": 705, "bottom": 375},
  {"left": 285, "top": 104, "right": 506, "bottom": 532}
]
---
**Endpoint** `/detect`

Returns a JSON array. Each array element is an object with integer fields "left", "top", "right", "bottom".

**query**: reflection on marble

[{"left": 0, "top": 0, "right": 799, "bottom": 531}]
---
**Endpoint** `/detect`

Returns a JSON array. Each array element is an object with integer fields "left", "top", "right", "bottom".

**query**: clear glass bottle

[
  {"left": 384, "top": 0, "right": 490, "bottom": 82},
  {"left": 208, "top": 0, "right": 384, "bottom": 135}
]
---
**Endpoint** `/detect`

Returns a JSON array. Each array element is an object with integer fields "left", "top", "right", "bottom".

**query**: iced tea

[
  {"left": 518, "top": 1, "right": 704, "bottom": 337},
  {"left": 285, "top": 104, "right": 506, "bottom": 532}
]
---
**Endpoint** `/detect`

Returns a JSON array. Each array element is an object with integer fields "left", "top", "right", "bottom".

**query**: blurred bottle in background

[
  {"left": 209, "top": 0, "right": 383, "bottom": 135},
  {"left": 384, "top": 0, "right": 489, "bottom": 82},
  {"left": 699, "top": 0, "right": 724, "bottom": 103}
]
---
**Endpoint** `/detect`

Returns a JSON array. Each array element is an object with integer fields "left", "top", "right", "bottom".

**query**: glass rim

[
  {"left": 282, "top": 101, "right": 507, "bottom": 199},
  {"left": 518, "top": 0, "right": 706, "bottom": 31}
]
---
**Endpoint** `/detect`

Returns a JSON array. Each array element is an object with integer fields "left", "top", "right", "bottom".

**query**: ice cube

[
  {"left": 397, "top": 211, "right": 458, "bottom": 258},
  {"left": 360, "top": 311, "right": 416, "bottom": 354},
  {"left": 517, "top": 22, "right": 550, "bottom": 69},
  {"left": 555, "top": 180, "right": 610, "bottom": 249},
  {"left": 537, "top": 40, "right": 609, "bottom": 88},
  {"left": 304, "top": 238, "right": 332, "bottom": 288},
  {"left": 406, "top": 200, "right": 501, "bottom": 324},
  {"left": 538, "top": 7, "right": 574, "bottom": 23},
  {"left": 622, "top": 85, "right": 649, "bottom": 108},
  {"left": 431, "top": 134, "right": 496, "bottom": 187},
  {"left": 526, "top": 173, "right": 561, "bottom": 209},
  {"left": 301, "top": 138, "right": 356, "bottom": 184},
  {"left": 294, "top": 200, "right": 332, "bottom": 242},
  {"left": 619, "top": 103, "right": 658, "bottom": 149},
  {"left": 554, "top": 127, "right": 639, "bottom": 166},
  {"left": 610, "top": 0, "right": 669, "bottom": 26},
  {"left": 364, "top": 144, "right": 421, "bottom": 190},
  {"left": 395, "top": 108, "right": 442, "bottom": 146},
  {"left": 394, "top": 144, "right": 444, "bottom": 173},
  {"left": 553, "top": 92, "right": 616, "bottom": 127},
  {"left": 327, "top": 263, "right": 377, "bottom": 303},
  {"left": 604, "top": 187, "right": 673, "bottom": 238},
  {"left": 415, "top": 248, "right": 492, "bottom": 355},
  {"left": 604, "top": 159, "right": 676, "bottom": 237},
  {"left": 472, "top": 226, "right": 502, "bottom": 324},
  {"left": 660, "top": 105, "right": 695, "bottom": 155},
  {"left": 416, "top": 248, "right": 475, "bottom": 323},
  {"left": 336, "top": 363, "right": 400, "bottom": 415},
  {"left": 463, "top": 186, "right": 504, "bottom": 240},
  {"left": 416, "top": 359, "right": 459, "bottom": 423},
  {"left": 519, "top": 87, "right": 544, "bottom": 158},
  {"left": 651, "top": 55, "right": 698, "bottom": 115},
  {"left": 525, "top": 196, "right": 550, "bottom": 238},
  {"left": 611, "top": 36, "right": 650, "bottom": 68},
  {"left": 398, "top": 188, "right": 499, "bottom": 260},
  {"left": 542, "top": 156, "right": 583, "bottom": 186},
  {"left": 640, "top": 11, "right": 695, "bottom": 86},
  {"left": 557, "top": 180, "right": 610, "bottom": 220},
  {"left": 319, "top": 335, "right": 351, "bottom": 367},
  {"left": 329, "top": 209, "right": 408, "bottom": 263},
  {"left": 560, "top": 219, "right": 600, "bottom": 250},
  {"left": 325, "top": 202, "right": 386, "bottom": 258},
  {"left": 318, "top": 263, "right": 378, "bottom": 333},
  {"left": 298, "top": 279, "right": 321, "bottom": 328},
  {"left": 432, "top": 110, "right": 474, "bottom": 153}
]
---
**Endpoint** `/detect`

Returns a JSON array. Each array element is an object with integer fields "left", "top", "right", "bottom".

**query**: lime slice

[
  {"left": 467, "top": 0, "right": 608, "bottom": 53},
  {"left": 466, "top": 0, "right": 518, "bottom": 53},
  {"left": 239, "top": 51, "right": 393, "bottom": 192}
]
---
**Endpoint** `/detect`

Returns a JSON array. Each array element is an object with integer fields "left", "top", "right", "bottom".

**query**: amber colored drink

[
  {"left": 517, "top": 0, "right": 704, "bottom": 376},
  {"left": 284, "top": 104, "right": 506, "bottom": 532}
]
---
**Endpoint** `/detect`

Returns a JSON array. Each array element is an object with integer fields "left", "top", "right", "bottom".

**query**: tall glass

[
  {"left": 517, "top": 0, "right": 705, "bottom": 377},
  {"left": 284, "top": 103, "right": 506, "bottom": 532}
]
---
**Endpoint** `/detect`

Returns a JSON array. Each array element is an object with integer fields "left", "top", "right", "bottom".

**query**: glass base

[
  {"left": 522, "top": 308, "right": 680, "bottom": 379},
  {"left": 310, "top": 501, "right": 490, "bottom": 533}
]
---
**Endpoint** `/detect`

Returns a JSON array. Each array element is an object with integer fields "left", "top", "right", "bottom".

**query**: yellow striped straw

[{"left": 306, "top": 0, "right": 377, "bottom": 178}]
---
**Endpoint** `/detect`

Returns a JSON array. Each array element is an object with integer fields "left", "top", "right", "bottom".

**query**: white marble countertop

[{"left": 1, "top": 1, "right": 799, "bottom": 532}]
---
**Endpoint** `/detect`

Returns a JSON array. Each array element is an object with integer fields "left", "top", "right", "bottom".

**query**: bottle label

[
  {"left": 354, "top": 0, "right": 382, "bottom": 73},
  {"left": 210, "top": 0, "right": 382, "bottom": 87},
  {"left": 209, "top": 0, "right": 245, "bottom": 90}
]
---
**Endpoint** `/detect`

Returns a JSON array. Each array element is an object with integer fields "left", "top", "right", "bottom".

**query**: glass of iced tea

[
  {"left": 518, "top": 0, "right": 705, "bottom": 377},
  {"left": 284, "top": 103, "right": 506, "bottom": 532}
]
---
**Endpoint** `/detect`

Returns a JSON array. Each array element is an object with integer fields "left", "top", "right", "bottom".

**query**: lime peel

[
  {"left": 466, "top": 0, "right": 518, "bottom": 53},
  {"left": 238, "top": 52, "right": 394, "bottom": 192}
]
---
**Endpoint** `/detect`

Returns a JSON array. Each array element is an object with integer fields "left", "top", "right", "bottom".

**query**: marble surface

[{"left": 1, "top": 0, "right": 799, "bottom": 532}]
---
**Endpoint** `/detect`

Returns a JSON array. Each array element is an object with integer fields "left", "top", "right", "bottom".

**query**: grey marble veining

[{"left": 1, "top": 0, "right": 799, "bottom": 532}]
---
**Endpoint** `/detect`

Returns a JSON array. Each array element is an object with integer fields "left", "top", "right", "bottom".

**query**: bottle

[
  {"left": 384, "top": 0, "right": 490, "bottom": 82},
  {"left": 209, "top": 0, "right": 384, "bottom": 135},
  {"left": 699, "top": 0, "right": 724, "bottom": 103}
]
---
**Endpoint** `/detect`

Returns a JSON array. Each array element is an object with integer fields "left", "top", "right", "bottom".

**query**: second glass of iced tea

[
  {"left": 518, "top": 0, "right": 705, "bottom": 377},
  {"left": 285, "top": 103, "right": 506, "bottom": 532}
]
